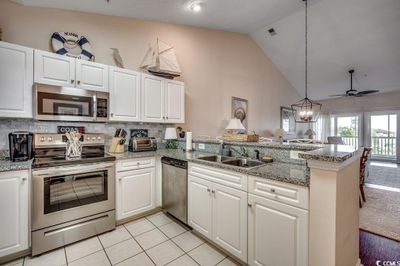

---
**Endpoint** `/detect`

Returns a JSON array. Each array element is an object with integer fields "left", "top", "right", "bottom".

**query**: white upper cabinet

[
  {"left": 34, "top": 49, "right": 108, "bottom": 92},
  {"left": 141, "top": 74, "right": 165, "bottom": 123},
  {"left": 0, "top": 170, "right": 29, "bottom": 257},
  {"left": 76, "top": 60, "right": 108, "bottom": 92},
  {"left": 165, "top": 80, "right": 185, "bottom": 123},
  {"left": 0, "top": 41, "right": 33, "bottom": 118},
  {"left": 109, "top": 67, "right": 141, "bottom": 121},
  {"left": 141, "top": 73, "right": 185, "bottom": 123},
  {"left": 34, "top": 49, "right": 75, "bottom": 87}
]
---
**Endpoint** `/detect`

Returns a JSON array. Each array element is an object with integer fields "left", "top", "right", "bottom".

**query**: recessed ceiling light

[
  {"left": 187, "top": 1, "right": 203, "bottom": 13},
  {"left": 191, "top": 3, "right": 202, "bottom": 12}
]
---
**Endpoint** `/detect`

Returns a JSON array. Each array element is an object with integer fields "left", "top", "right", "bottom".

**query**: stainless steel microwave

[{"left": 34, "top": 84, "right": 109, "bottom": 122}]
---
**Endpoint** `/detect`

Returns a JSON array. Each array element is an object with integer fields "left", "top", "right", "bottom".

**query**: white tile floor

[{"left": 3, "top": 212, "right": 240, "bottom": 266}]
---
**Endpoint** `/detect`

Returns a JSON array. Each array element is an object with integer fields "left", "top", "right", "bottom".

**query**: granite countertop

[
  {"left": 0, "top": 158, "right": 33, "bottom": 172},
  {"left": 109, "top": 149, "right": 310, "bottom": 186},
  {"left": 298, "top": 144, "right": 360, "bottom": 163},
  {"left": 246, "top": 162, "right": 309, "bottom": 186},
  {"left": 178, "top": 138, "right": 322, "bottom": 151}
]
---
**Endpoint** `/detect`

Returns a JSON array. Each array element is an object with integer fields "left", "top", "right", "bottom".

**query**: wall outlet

[{"left": 198, "top": 143, "right": 205, "bottom": 150}]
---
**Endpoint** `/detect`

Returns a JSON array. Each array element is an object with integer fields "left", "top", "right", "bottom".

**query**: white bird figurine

[{"left": 110, "top": 48, "right": 124, "bottom": 68}]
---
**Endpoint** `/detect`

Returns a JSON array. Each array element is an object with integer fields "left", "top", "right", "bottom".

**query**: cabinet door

[
  {"left": 0, "top": 41, "right": 33, "bottom": 118},
  {"left": 34, "top": 49, "right": 75, "bottom": 87},
  {"left": 165, "top": 80, "right": 184, "bottom": 123},
  {"left": 188, "top": 175, "right": 213, "bottom": 239},
  {"left": 248, "top": 194, "right": 308, "bottom": 266},
  {"left": 0, "top": 171, "right": 29, "bottom": 257},
  {"left": 116, "top": 168, "right": 155, "bottom": 221},
  {"left": 141, "top": 74, "right": 165, "bottom": 123},
  {"left": 109, "top": 67, "right": 140, "bottom": 121},
  {"left": 212, "top": 183, "right": 247, "bottom": 262},
  {"left": 75, "top": 60, "right": 108, "bottom": 92}
]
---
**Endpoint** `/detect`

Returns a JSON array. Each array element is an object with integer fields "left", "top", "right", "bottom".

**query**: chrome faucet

[{"left": 231, "top": 146, "right": 248, "bottom": 157}]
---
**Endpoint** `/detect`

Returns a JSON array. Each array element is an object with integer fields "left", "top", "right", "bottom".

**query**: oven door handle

[{"left": 32, "top": 162, "right": 114, "bottom": 177}]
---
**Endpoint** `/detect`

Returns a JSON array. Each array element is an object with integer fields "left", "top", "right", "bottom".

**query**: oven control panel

[{"left": 35, "top": 133, "right": 105, "bottom": 148}]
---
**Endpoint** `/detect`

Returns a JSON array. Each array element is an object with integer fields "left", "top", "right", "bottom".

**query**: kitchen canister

[{"left": 186, "top": 132, "right": 193, "bottom": 151}]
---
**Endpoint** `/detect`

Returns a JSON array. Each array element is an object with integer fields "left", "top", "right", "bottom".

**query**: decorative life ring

[{"left": 51, "top": 32, "right": 94, "bottom": 61}]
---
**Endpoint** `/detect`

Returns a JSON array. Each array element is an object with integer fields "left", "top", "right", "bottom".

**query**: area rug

[
  {"left": 360, "top": 187, "right": 400, "bottom": 242},
  {"left": 366, "top": 164, "right": 400, "bottom": 189}
]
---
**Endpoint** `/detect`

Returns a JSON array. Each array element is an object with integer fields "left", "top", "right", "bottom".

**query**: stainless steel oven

[
  {"left": 31, "top": 161, "right": 115, "bottom": 255},
  {"left": 34, "top": 84, "right": 109, "bottom": 122}
]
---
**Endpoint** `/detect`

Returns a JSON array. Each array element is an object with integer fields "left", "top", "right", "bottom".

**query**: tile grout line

[
  {"left": 145, "top": 212, "right": 223, "bottom": 266},
  {"left": 123, "top": 223, "right": 158, "bottom": 266},
  {"left": 97, "top": 235, "right": 113, "bottom": 266},
  {"left": 63, "top": 247, "right": 68, "bottom": 266}
]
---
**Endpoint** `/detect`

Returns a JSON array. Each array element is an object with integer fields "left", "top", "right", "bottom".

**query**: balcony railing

[
  {"left": 371, "top": 136, "right": 396, "bottom": 157},
  {"left": 339, "top": 136, "right": 396, "bottom": 158},
  {"left": 341, "top": 136, "right": 359, "bottom": 149}
]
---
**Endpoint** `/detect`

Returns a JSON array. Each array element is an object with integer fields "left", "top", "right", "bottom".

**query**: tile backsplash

[{"left": 0, "top": 119, "right": 168, "bottom": 150}]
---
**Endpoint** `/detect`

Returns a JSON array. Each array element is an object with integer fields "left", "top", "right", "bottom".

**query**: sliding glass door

[
  {"left": 331, "top": 114, "right": 362, "bottom": 149},
  {"left": 366, "top": 112, "right": 399, "bottom": 162}
]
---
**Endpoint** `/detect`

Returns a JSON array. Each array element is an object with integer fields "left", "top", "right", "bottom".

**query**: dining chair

[
  {"left": 359, "top": 147, "right": 372, "bottom": 208},
  {"left": 327, "top": 136, "right": 345, "bottom": 145}
]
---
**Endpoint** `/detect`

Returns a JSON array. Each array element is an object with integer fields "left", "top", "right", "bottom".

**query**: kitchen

[{"left": 1, "top": 0, "right": 397, "bottom": 266}]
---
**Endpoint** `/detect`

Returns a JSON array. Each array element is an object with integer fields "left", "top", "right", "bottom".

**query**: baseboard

[
  {"left": 356, "top": 258, "right": 364, "bottom": 266},
  {"left": 0, "top": 248, "right": 31, "bottom": 265},
  {"left": 116, "top": 207, "right": 162, "bottom": 226}
]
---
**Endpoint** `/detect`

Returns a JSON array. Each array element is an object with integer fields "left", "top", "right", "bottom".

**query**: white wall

[{"left": 0, "top": 1, "right": 303, "bottom": 138}]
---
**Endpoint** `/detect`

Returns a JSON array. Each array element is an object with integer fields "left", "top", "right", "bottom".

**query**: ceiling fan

[{"left": 329, "top": 69, "right": 379, "bottom": 98}]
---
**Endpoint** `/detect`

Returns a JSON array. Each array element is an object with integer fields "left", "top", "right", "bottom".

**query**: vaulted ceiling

[
  {"left": 13, "top": 0, "right": 400, "bottom": 100},
  {"left": 11, "top": 0, "right": 315, "bottom": 33},
  {"left": 251, "top": 0, "right": 400, "bottom": 100}
]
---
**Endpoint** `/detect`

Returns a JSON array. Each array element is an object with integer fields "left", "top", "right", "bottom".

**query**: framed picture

[
  {"left": 232, "top": 97, "right": 248, "bottom": 132},
  {"left": 53, "top": 103, "right": 83, "bottom": 116},
  {"left": 280, "top": 106, "right": 296, "bottom": 134}
]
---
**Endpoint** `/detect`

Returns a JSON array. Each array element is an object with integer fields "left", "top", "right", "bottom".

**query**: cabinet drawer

[
  {"left": 189, "top": 163, "right": 247, "bottom": 191},
  {"left": 248, "top": 175, "right": 309, "bottom": 210},
  {"left": 117, "top": 157, "right": 155, "bottom": 172}
]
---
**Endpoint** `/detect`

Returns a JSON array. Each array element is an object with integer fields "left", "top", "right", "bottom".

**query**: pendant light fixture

[{"left": 291, "top": 0, "right": 321, "bottom": 123}]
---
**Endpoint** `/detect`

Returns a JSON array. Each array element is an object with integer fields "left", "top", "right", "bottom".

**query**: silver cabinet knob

[
  {"left": 211, "top": 190, "right": 215, "bottom": 194},
  {"left": 71, "top": 79, "right": 74, "bottom": 84},
  {"left": 22, "top": 177, "right": 27, "bottom": 182},
  {"left": 270, "top": 188, "right": 276, "bottom": 193},
  {"left": 207, "top": 188, "right": 211, "bottom": 192},
  {"left": 111, "top": 113, "right": 114, "bottom": 117},
  {"left": 166, "top": 117, "right": 169, "bottom": 120},
  {"left": 77, "top": 80, "right": 81, "bottom": 85},
  {"left": 248, "top": 203, "right": 252, "bottom": 208},
  {"left": 118, "top": 177, "right": 122, "bottom": 181}
]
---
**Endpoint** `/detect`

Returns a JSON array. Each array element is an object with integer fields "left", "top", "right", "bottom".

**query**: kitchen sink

[
  {"left": 197, "top": 155, "right": 265, "bottom": 169},
  {"left": 197, "top": 155, "right": 235, "bottom": 163},
  {"left": 222, "top": 158, "right": 265, "bottom": 168}
]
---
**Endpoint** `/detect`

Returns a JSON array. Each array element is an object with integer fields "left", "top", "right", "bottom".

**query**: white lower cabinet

[
  {"left": 188, "top": 175, "right": 213, "bottom": 239},
  {"left": 0, "top": 170, "right": 29, "bottom": 257},
  {"left": 212, "top": 183, "right": 247, "bottom": 262},
  {"left": 116, "top": 159, "right": 155, "bottom": 221},
  {"left": 188, "top": 175, "right": 247, "bottom": 262},
  {"left": 248, "top": 193, "right": 309, "bottom": 266}
]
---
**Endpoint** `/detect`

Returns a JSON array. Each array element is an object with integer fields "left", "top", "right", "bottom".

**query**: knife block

[{"left": 109, "top": 137, "right": 125, "bottom": 153}]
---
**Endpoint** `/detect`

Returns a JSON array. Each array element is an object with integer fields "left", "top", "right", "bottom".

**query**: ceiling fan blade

[{"left": 355, "top": 90, "right": 380, "bottom": 96}]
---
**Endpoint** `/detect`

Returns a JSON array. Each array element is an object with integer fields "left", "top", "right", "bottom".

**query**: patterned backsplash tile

[{"left": 0, "top": 119, "right": 168, "bottom": 150}]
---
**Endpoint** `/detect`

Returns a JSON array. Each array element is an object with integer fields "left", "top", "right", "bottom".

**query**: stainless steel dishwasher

[{"left": 162, "top": 156, "right": 188, "bottom": 224}]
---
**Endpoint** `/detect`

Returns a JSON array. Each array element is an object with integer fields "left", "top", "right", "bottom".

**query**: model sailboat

[{"left": 140, "top": 39, "right": 181, "bottom": 79}]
